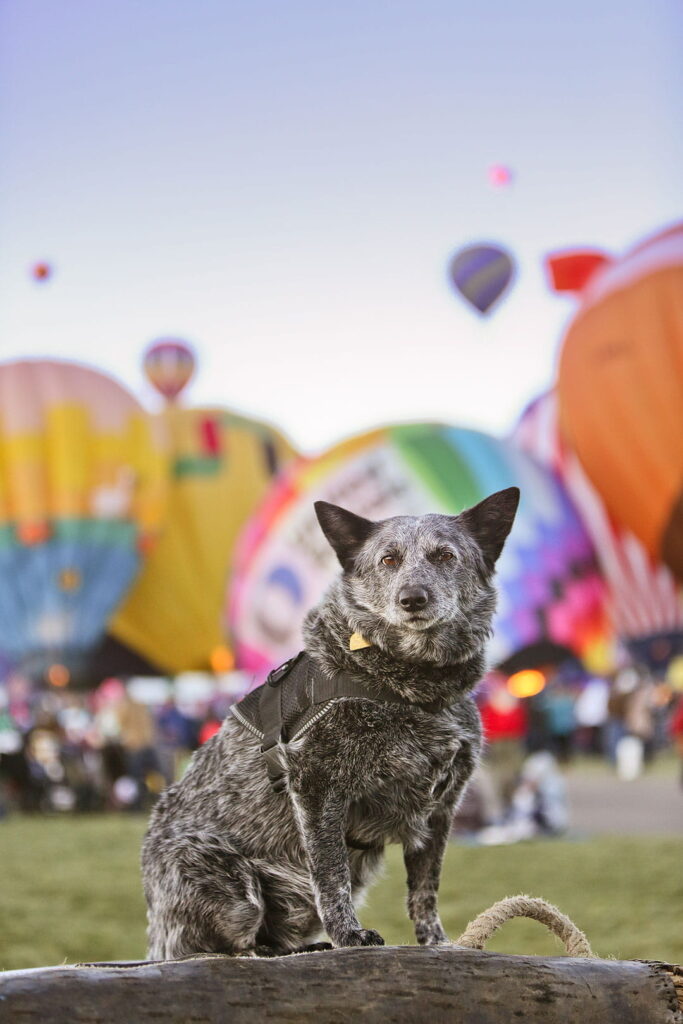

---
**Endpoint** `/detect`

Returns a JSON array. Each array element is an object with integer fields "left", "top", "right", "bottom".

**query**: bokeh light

[
  {"left": 46, "top": 663, "right": 70, "bottom": 687},
  {"left": 210, "top": 644, "right": 235, "bottom": 674},
  {"left": 507, "top": 669, "right": 545, "bottom": 698}
]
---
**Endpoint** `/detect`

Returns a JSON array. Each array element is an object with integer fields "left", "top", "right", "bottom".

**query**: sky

[{"left": 1, "top": 0, "right": 681, "bottom": 454}]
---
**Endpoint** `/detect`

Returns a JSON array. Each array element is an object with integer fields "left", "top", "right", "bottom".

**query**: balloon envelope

[
  {"left": 110, "top": 406, "right": 297, "bottom": 673},
  {"left": 228, "top": 423, "right": 608, "bottom": 680},
  {"left": 448, "top": 244, "right": 514, "bottom": 315},
  {"left": 513, "top": 391, "right": 683, "bottom": 643},
  {"left": 144, "top": 340, "right": 196, "bottom": 401},
  {"left": 557, "top": 223, "right": 683, "bottom": 580},
  {"left": 0, "top": 360, "right": 166, "bottom": 676}
]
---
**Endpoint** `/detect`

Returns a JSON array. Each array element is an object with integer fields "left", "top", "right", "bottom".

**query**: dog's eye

[
  {"left": 382, "top": 555, "right": 397, "bottom": 566},
  {"left": 438, "top": 551, "right": 454, "bottom": 563}
]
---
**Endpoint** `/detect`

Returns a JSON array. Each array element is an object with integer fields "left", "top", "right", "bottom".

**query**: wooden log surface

[{"left": 1, "top": 947, "right": 681, "bottom": 1024}]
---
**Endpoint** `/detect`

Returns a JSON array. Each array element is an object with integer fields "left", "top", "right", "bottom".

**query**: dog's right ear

[{"left": 314, "top": 501, "right": 375, "bottom": 571}]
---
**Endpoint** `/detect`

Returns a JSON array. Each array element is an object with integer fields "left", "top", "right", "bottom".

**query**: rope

[{"left": 455, "top": 895, "right": 594, "bottom": 958}]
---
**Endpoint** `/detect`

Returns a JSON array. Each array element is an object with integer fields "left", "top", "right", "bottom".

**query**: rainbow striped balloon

[{"left": 228, "top": 423, "right": 609, "bottom": 680}]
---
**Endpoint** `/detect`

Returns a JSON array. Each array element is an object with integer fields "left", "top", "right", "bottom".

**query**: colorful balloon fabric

[
  {"left": 0, "top": 360, "right": 166, "bottom": 676},
  {"left": 228, "top": 424, "right": 608, "bottom": 679},
  {"left": 110, "top": 406, "right": 297, "bottom": 674},
  {"left": 513, "top": 391, "right": 683, "bottom": 645},
  {"left": 556, "top": 223, "right": 683, "bottom": 580},
  {"left": 143, "top": 340, "right": 196, "bottom": 401},
  {"left": 448, "top": 244, "right": 515, "bottom": 315}
]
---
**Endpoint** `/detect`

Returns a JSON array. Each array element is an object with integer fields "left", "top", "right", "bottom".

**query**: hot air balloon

[
  {"left": 143, "top": 340, "right": 196, "bottom": 402},
  {"left": 555, "top": 223, "right": 683, "bottom": 581},
  {"left": 228, "top": 423, "right": 608, "bottom": 680},
  {"left": 513, "top": 391, "right": 683, "bottom": 665},
  {"left": 448, "top": 244, "right": 515, "bottom": 315},
  {"left": 0, "top": 360, "right": 166, "bottom": 680},
  {"left": 487, "top": 164, "right": 514, "bottom": 189},
  {"left": 109, "top": 405, "right": 297, "bottom": 674},
  {"left": 31, "top": 262, "right": 53, "bottom": 283}
]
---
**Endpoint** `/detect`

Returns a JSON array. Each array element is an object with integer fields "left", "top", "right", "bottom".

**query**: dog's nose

[{"left": 399, "top": 586, "right": 429, "bottom": 611}]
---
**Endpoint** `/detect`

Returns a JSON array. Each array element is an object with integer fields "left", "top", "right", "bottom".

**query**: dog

[{"left": 142, "top": 486, "right": 519, "bottom": 958}]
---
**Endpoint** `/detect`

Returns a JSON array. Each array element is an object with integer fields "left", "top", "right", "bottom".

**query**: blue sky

[{"left": 1, "top": 0, "right": 681, "bottom": 451}]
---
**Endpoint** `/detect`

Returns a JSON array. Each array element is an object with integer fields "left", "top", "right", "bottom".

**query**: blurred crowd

[
  {"left": 0, "top": 660, "right": 681, "bottom": 833},
  {"left": 0, "top": 673, "right": 246, "bottom": 816},
  {"left": 456, "top": 660, "right": 683, "bottom": 843}
]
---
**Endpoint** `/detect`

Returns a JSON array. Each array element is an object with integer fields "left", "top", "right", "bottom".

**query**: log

[{"left": 0, "top": 947, "right": 681, "bottom": 1024}]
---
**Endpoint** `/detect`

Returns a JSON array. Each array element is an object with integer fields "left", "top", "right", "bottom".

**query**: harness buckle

[{"left": 266, "top": 651, "right": 303, "bottom": 687}]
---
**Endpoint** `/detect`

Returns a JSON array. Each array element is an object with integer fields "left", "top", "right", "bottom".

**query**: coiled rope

[{"left": 455, "top": 895, "right": 594, "bottom": 958}]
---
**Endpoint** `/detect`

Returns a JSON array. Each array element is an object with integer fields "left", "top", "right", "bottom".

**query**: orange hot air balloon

[
  {"left": 143, "top": 340, "right": 196, "bottom": 402},
  {"left": 556, "top": 223, "right": 683, "bottom": 580}
]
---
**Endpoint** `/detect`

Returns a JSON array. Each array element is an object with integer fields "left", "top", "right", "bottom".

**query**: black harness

[{"left": 231, "top": 651, "right": 446, "bottom": 794}]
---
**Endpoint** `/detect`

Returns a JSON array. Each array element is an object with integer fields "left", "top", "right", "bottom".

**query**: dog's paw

[
  {"left": 294, "top": 942, "right": 334, "bottom": 954},
  {"left": 338, "top": 928, "right": 385, "bottom": 948},
  {"left": 417, "top": 929, "right": 448, "bottom": 942},
  {"left": 415, "top": 921, "right": 449, "bottom": 946}
]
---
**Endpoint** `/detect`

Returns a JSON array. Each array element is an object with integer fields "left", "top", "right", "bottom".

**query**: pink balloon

[{"left": 488, "top": 164, "right": 513, "bottom": 188}]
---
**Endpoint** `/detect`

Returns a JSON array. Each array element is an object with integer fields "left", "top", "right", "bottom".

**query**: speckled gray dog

[{"left": 142, "top": 487, "right": 519, "bottom": 958}]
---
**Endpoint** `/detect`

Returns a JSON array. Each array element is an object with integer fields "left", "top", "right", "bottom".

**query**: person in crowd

[
  {"left": 114, "top": 690, "right": 162, "bottom": 810},
  {"left": 574, "top": 674, "right": 609, "bottom": 755},
  {"left": 539, "top": 674, "right": 576, "bottom": 763},
  {"left": 198, "top": 708, "right": 222, "bottom": 746},
  {"left": 155, "top": 698, "right": 196, "bottom": 784},
  {"left": 478, "top": 673, "right": 528, "bottom": 823},
  {"left": 670, "top": 694, "right": 683, "bottom": 789}
]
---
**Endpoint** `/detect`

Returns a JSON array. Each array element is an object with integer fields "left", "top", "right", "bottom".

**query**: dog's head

[{"left": 314, "top": 488, "right": 519, "bottom": 661}]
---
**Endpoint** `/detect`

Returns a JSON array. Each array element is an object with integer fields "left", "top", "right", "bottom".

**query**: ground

[{"left": 0, "top": 762, "right": 681, "bottom": 972}]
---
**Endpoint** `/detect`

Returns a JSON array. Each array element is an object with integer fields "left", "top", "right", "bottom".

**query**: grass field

[{"left": 0, "top": 816, "right": 681, "bottom": 971}]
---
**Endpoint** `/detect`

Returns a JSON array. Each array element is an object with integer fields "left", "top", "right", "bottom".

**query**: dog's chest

[{"left": 346, "top": 722, "right": 463, "bottom": 845}]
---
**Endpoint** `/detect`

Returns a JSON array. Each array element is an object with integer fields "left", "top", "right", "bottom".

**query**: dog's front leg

[
  {"left": 403, "top": 799, "right": 454, "bottom": 946},
  {"left": 290, "top": 783, "right": 384, "bottom": 949},
  {"left": 404, "top": 741, "right": 477, "bottom": 945}
]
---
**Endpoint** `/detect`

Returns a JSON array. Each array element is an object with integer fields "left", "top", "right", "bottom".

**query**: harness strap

[
  {"left": 310, "top": 672, "right": 444, "bottom": 714},
  {"left": 259, "top": 679, "right": 288, "bottom": 793},
  {"left": 257, "top": 652, "right": 446, "bottom": 794}
]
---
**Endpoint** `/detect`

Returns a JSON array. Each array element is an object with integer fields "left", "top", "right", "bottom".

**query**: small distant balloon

[
  {"left": 488, "top": 164, "right": 513, "bottom": 189},
  {"left": 448, "top": 244, "right": 515, "bottom": 315},
  {"left": 143, "top": 339, "right": 196, "bottom": 401},
  {"left": 31, "top": 262, "right": 53, "bottom": 282}
]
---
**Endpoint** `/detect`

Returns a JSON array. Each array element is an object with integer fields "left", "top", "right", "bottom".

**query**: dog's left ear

[
  {"left": 314, "top": 501, "right": 376, "bottom": 571},
  {"left": 457, "top": 486, "right": 520, "bottom": 569}
]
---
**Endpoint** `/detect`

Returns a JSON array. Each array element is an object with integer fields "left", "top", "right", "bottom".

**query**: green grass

[
  {"left": 365, "top": 839, "right": 683, "bottom": 962},
  {"left": 0, "top": 816, "right": 681, "bottom": 971}
]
